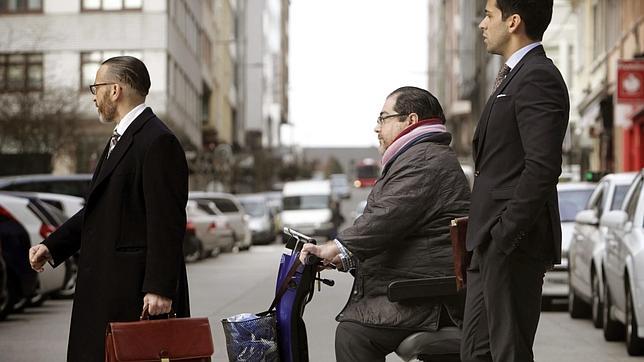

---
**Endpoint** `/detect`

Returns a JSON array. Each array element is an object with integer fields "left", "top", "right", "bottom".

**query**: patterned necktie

[
  {"left": 107, "top": 130, "right": 120, "bottom": 159},
  {"left": 493, "top": 64, "right": 511, "bottom": 91}
]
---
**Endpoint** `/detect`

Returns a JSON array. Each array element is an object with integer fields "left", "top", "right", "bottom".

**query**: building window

[
  {"left": 80, "top": 50, "right": 142, "bottom": 90},
  {"left": 81, "top": 0, "right": 142, "bottom": 11},
  {"left": 0, "top": 53, "right": 43, "bottom": 92},
  {"left": 0, "top": 0, "right": 43, "bottom": 14}
]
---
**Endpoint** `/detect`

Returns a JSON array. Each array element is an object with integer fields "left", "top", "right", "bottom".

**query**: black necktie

[
  {"left": 494, "top": 64, "right": 511, "bottom": 91},
  {"left": 107, "top": 130, "right": 120, "bottom": 159}
]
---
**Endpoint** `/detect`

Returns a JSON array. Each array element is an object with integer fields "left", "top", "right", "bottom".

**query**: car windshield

[
  {"left": 558, "top": 189, "right": 594, "bottom": 222},
  {"left": 282, "top": 195, "right": 329, "bottom": 211},
  {"left": 240, "top": 200, "right": 267, "bottom": 217},
  {"left": 611, "top": 185, "right": 630, "bottom": 210}
]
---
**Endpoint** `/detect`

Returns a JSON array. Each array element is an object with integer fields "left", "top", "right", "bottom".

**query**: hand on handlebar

[{"left": 299, "top": 241, "right": 341, "bottom": 267}]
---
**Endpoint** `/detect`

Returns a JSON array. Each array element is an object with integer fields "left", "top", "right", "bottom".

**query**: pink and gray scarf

[{"left": 381, "top": 118, "right": 447, "bottom": 170}]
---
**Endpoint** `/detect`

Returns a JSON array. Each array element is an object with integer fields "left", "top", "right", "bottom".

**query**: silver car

[
  {"left": 568, "top": 172, "right": 636, "bottom": 326},
  {"left": 189, "top": 192, "right": 252, "bottom": 251},
  {"left": 238, "top": 194, "right": 275, "bottom": 245},
  {"left": 542, "top": 182, "right": 596, "bottom": 304},
  {"left": 601, "top": 169, "right": 644, "bottom": 354}
]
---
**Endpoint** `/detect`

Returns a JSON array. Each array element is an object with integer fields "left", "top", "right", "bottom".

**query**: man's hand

[
  {"left": 299, "top": 240, "right": 341, "bottom": 265},
  {"left": 143, "top": 293, "right": 173, "bottom": 316},
  {"left": 29, "top": 244, "right": 52, "bottom": 272}
]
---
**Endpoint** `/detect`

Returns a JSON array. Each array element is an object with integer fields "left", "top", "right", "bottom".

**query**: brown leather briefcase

[
  {"left": 105, "top": 310, "right": 214, "bottom": 362},
  {"left": 450, "top": 216, "right": 471, "bottom": 292}
]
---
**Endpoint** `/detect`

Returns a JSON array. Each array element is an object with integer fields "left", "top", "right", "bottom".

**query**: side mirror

[
  {"left": 575, "top": 209, "right": 598, "bottom": 225},
  {"left": 600, "top": 210, "right": 629, "bottom": 230}
]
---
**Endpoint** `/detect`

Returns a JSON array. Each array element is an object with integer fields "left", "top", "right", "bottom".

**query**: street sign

[{"left": 617, "top": 59, "right": 644, "bottom": 103}]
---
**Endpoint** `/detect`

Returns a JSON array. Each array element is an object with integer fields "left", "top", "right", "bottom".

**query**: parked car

[
  {"left": 330, "top": 174, "right": 351, "bottom": 200},
  {"left": 19, "top": 192, "right": 85, "bottom": 218},
  {"left": 0, "top": 249, "right": 8, "bottom": 320},
  {"left": 3, "top": 192, "right": 80, "bottom": 299},
  {"left": 0, "top": 174, "right": 92, "bottom": 199},
  {"left": 542, "top": 182, "right": 596, "bottom": 304},
  {"left": 189, "top": 192, "right": 252, "bottom": 251},
  {"left": 568, "top": 172, "right": 637, "bottom": 326},
  {"left": 185, "top": 200, "right": 234, "bottom": 259},
  {"left": 0, "top": 194, "right": 40, "bottom": 318},
  {"left": 600, "top": 169, "right": 644, "bottom": 354},
  {"left": 238, "top": 194, "right": 275, "bottom": 245},
  {"left": 0, "top": 193, "right": 67, "bottom": 305},
  {"left": 281, "top": 180, "right": 335, "bottom": 240},
  {"left": 262, "top": 191, "right": 283, "bottom": 237}
]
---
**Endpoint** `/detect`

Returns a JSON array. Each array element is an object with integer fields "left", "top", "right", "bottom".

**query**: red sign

[{"left": 617, "top": 60, "right": 644, "bottom": 103}]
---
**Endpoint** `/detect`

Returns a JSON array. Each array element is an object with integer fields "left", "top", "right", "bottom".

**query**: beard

[
  {"left": 97, "top": 93, "right": 117, "bottom": 124},
  {"left": 378, "top": 137, "right": 387, "bottom": 155}
]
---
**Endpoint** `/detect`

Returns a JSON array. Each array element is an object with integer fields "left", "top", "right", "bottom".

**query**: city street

[{"left": 0, "top": 188, "right": 640, "bottom": 361}]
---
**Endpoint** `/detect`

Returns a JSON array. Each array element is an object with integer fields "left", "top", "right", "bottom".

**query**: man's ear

[
  {"left": 111, "top": 83, "right": 121, "bottom": 101},
  {"left": 507, "top": 14, "right": 522, "bottom": 34},
  {"left": 409, "top": 113, "right": 419, "bottom": 125}
]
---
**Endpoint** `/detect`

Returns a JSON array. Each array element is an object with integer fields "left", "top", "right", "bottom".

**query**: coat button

[
  {"left": 353, "top": 289, "right": 358, "bottom": 295},
  {"left": 474, "top": 170, "right": 480, "bottom": 177}
]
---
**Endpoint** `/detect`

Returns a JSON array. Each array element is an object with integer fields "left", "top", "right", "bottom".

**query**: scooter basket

[{"left": 222, "top": 312, "right": 280, "bottom": 362}]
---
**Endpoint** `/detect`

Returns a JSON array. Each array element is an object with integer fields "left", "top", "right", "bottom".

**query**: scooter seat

[{"left": 395, "top": 326, "right": 461, "bottom": 362}]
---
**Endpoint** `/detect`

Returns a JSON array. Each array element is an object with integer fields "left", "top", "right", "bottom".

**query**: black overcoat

[{"left": 43, "top": 108, "right": 190, "bottom": 361}]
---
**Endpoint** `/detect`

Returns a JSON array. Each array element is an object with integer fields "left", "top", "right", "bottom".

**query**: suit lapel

[
  {"left": 473, "top": 46, "right": 546, "bottom": 165},
  {"left": 88, "top": 108, "right": 154, "bottom": 197}
]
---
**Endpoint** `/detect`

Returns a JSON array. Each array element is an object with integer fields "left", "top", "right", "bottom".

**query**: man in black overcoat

[
  {"left": 461, "top": 1, "right": 569, "bottom": 361},
  {"left": 29, "top": 56, "right": 189, "bottom": 361}
]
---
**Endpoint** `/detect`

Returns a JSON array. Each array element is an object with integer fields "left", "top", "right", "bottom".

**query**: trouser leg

[
  {"left": 335, "top": 321, "right": 413, "bottom": 362},
  {"left": 481, "top": 244, "right": 546, "bottom": 362},
  {"left": 461, "top": 249, "right": 493, "bottom": 362}
]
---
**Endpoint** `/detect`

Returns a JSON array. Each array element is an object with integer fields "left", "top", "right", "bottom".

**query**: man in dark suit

[
  {"left": 460, "top": 1, "right": 569, "bottom": 361},
  {"left": 28, "top": 56, "right": 189, "bottom": 361}
]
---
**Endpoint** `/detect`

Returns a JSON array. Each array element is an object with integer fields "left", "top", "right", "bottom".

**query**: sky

[{"left": 286, "top": 0, "right": 429, "bottom": 148}]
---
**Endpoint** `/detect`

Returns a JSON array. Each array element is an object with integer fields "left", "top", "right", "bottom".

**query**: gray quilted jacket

[{"left": 336, "top": 132, "right": 470, "bottom": 331}]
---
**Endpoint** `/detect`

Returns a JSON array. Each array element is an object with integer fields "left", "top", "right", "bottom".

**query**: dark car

[
  {"left": 0, "top": 202, "right": 38, "bottom": 319},
  {"left": 0, "top": 245, "right": 8, "bottom": 320},
  {"left": 5, "top": 192, "right": 78, "bottom": 300},
  {"left": 0, "top": 174, "right": 93, "bottom": 199}
]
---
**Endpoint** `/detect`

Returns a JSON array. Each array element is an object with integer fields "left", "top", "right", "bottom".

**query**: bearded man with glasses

[
  {"left": 300, "top": 86, "right": 471, "bottom": 361},
  {"left": 29, "top": 56, "right": 190, "bottom": 361}
]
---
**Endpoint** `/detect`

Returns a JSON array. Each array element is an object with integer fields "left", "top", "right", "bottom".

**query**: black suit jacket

[
  {"left": 43, "top": 108, "right": 189, "bottom": 361},
  {"left": 466, "top": 45, "right": 569, "bottom": 265}
]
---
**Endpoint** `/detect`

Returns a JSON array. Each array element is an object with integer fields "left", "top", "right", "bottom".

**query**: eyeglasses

[
  {"left": 89, "top": 82, "right": 118, "bottom": 95},
  {"left": 376, "top": 113, "right": 409, "bottom": 126}
]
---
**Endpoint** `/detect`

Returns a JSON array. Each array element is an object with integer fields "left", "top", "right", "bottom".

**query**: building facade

[{"left": 0, "top": 0, "right": 205, "bottom": 173}]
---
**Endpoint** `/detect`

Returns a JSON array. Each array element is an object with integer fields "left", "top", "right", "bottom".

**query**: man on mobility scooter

[{"left": 300, "top": 86, "right": 471, "bottom": 361}]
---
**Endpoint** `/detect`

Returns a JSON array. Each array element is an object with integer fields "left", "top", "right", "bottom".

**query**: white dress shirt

[
  {"left": 114, "top": 103, "right": 147, "bottom": 136},
  {"left": 505, "top": 42, "right": 541, "bottom": 70}
]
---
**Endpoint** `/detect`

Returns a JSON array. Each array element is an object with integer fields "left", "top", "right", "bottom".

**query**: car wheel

[
  {"left": 603, "top": 277, "right": 625, "bottom": 341},
  {"left": 626, "top": 285, "right": 644, "bottom": 355},
  {"left": 592, "top": 273, "right": 604, "bottom": 328},
  {"left": 28, "top": 292, "right": 46, "bottom": 307},
  {"left": 568, "top": 282, "right": 590, "bottom": 318},
  {"left": 183, "top": 236, "right": 202, "bottom": 263},
  {"left": 0, "top": 276, "right": 9, "bottom": 321},
  {"left": 53, "top": 256, "right": 78, "bottom": 299}
]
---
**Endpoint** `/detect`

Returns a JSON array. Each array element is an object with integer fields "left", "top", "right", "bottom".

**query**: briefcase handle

[{"left": 140, "top": 305, "right": 177, "bottom": 320}]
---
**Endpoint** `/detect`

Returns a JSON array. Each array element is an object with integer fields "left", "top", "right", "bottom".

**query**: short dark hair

[
  {"left": 388, "top": 86, "right": 446, "bottom": 124},
  {"left": 496, "top": 0, "right": 553, "bottom": 41},
  {"left": 101, "top": 56, "right": 151, "bottom": 97}
]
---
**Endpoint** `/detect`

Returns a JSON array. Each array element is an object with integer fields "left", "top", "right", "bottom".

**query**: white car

[
  {"left": 185, "top": 200, "right": 234, "bottom": 260},
  {"left": 0, "top": 194, "right": 66, "bottom": 299},
  {"left": 189, "top": 192, "right": 252, "bottom": 251},
  {"left": 568, "top": 172, "right": 637, "bottom": 326},
  {"left": 542, "top": 182, "right": 596, "bottom": 302},
  {"left": 600, "top": 169, "right": 644, "bottom": 355}
]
